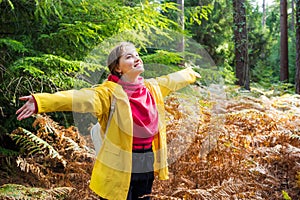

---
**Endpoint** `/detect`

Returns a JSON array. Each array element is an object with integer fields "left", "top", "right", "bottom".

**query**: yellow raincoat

[{"left": 33, "top": 68, "right": 197, "bottom": 199}]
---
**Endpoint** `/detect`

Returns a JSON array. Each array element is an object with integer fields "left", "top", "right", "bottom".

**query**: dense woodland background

[{"left": 1, "top": 0, "right": 300, "bottom": 199}]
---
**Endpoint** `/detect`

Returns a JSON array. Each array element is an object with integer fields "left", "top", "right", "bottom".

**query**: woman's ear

[{"left": 115, "top": 66, "right": 121, "bottom": 73}]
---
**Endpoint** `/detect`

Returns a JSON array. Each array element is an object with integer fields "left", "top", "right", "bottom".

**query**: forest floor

[{"left": 1, "top": 84, "right": 300, "bottom": 199}]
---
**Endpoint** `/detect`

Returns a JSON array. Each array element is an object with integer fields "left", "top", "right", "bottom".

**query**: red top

[{"left": 108, "top": 74, "right": 158, "bottom": 150}]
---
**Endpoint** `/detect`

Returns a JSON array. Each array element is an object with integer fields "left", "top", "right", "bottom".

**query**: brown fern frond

[
  {"left": 16, "top": 156, "right": 51, "bottom": 187},
  {"left": 48, "top": 187, "right": 76, "bottom": 199},
  {"left": 16, "top": 156, "right": 44, "bottom": 177}
]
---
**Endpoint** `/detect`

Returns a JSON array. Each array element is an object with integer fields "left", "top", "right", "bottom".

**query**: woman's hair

[{"left": 107, "top": 42, "right": 136, "bottom": 77}]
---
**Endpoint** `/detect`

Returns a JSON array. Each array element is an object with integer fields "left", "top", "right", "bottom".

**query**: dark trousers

[{"left": 127, "top": 171, "right": 154, "bottom": 200}]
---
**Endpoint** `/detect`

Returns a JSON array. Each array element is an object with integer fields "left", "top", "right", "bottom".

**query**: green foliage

[
  {"left": 0, "top": 38, "right": 28, "bottom": 53},
  {"left": 163, "top": 0, "right": 212, "bottom": 27},
  {"left": 258, "top": 1, "right": 297, "bottom": 85},
  {"left": 288, "top": 32, "right": 297, "bottom": 83},
  {"left": 0, "top": 38, "right": 31, "bottom": 67},
  {"left": 282, "top": 190, "right": 292, "bottom": 200},
  {"left": 249, "top": 81, "right": 295, "bottom": 98},
  {"left": 186, "top": 0, "right": 235, "bottom": 68},
  {"left": 186, "top": 4, "right": 213, "bottom": 26},
  {"left": 0, "top": 184, "right": 74, "bottom": 200},
  {"left": 38, "top": 22, "right": 103, "bottom": 60},
  {"left": 247, "top": 6, "right": 273, "bottom": 85},
  {"left": 2, "top": 0, "right": 181, "bottom": 61},
  {"left": 142, "top": 50, "right": 183, "bottom": 65},
  {"left": 270, "top": 82, "right": 295, "bottom": 96},
  {"left": 12, "top": 54, "right": 80, "bottom": 76},
  {"left": 0, "top": 0, "right": 186, "bottom": 138},
  {"left": 0, "top": 0, "right": 14, "bottom": 9},
  {"left": 34, "top": 0, "right": 74, "bottom": 23},
  {"left": 0, "top": 146, "right": 18, "bottom": 157},
  {"left": 198, "top": 67, "right": 224, "bottom": 86},
  {"left": 4, "top": 54, "right": 101, "bottom": 97},
  {"left": 220, "top": 61, "right": 236, "bottom": 85},
  {"left": 251, "top": 60, "right": 277, "bottom": 87},
  {"left": 265, "top": 30, "right": 298, "bottom": 86}
]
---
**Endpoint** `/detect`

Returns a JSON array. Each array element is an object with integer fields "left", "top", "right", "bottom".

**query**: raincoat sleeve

[
  {"left": 155, "top": 68, "right": 198, "bottom": 98},
  {"left": 32, "top": 87, "right": 111, "bottom": 116}
]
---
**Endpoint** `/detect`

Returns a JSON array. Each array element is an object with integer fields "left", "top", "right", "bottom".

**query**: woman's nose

[{"left": 134, "top": 56, "right": 141, "bottom": 62}]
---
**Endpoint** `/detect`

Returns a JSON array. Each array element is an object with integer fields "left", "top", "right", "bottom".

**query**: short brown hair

[{"left": 107, "top": 42, "right": 136, "bottom": 77}]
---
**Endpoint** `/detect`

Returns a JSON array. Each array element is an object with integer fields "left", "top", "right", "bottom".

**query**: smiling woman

[
  {"left": 16, "top": 41, "right": 200, "bottom": 200},
  {"left": 109, "top": 42, "right": 145, "bottom": 83}
]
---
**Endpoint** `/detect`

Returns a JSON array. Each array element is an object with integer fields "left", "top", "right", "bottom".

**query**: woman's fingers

[
  {"left": 16, "top": 105, "right": 33, "bottom": 120},
  {"left": 19, "top": 95, "right": 32, "bottom": 101},
  {"left": 16, "top": 95, "right": 35, "bottom": 121},
  {"left": 194, "top": 71, "right": 201, "bottom": 78}
]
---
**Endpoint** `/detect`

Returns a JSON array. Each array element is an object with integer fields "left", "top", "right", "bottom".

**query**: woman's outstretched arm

[{"left": 156, "top": 68, "right": 201, "bottom": 97}]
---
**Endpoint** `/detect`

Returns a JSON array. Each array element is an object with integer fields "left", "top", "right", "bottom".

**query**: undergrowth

[{"left": 1, "top": 85, "right": 300, "bottom": 199}]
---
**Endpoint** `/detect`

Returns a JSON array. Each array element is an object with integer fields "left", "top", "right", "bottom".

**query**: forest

[{"left": 1, "top": 0, "right": 300, "bottom": 199}]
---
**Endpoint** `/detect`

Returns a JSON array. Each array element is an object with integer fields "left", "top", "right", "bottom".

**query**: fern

[
  {"left": 0, "top": 38, "right": 28, "bottom": 53},
  {"left": 0, "top": 146, "right": 19, "bottom": 173},
  {"left": 0, "top": 184, "right": 74, "bottom": 199},
  {"left": 290, "top": 134, "right": 300, "bottom": 141},
  {"left": 49, "top": 187, "right": 75, "bottom": 199},
  {"left": 16, "top": 156, "right": 47, "bottom": 181},
  {"left": 10, "top": 128, "right": 67, "bottom": 167},
  {"left": 40, "top": 117, "right": 87, "bottom": 153},
  {"left": 186, "top": 4, "right": 213, "bottom": 26},
  {"left": 34, "top": 0, "right": 74, "bottom": 24},
  {"left": 0, "top": 146, "right": 19, "bottom": 157},
  {"left": 9, "top": 54, "right": 99, "bottom": 90},
  {"left": 63, "top": 137, "right": 82, "bottom": 152}
]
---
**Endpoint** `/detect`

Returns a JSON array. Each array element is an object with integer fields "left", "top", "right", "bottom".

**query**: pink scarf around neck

[{"left": 107, "top": 74, "right": 158, "bottom": 146}]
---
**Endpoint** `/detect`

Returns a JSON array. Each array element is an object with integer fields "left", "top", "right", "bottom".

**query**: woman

[{"left": 16, "top": 42, "right": 200, "bottom": 199}]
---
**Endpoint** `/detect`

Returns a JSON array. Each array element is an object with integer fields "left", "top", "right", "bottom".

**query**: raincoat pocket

[{"left": 97, "top": 145, "right": 122, "bottom": 170}]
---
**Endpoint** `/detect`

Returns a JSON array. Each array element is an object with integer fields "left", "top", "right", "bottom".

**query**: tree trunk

[
  {"left": 177, "top": 0, "right": 185, "bottom": 53},
  {"left": 280, "top": 0, "right": 289, "bottom": 82},
  {"left": 233, "top": 0, "right": 250, "bottom": 90},
  {"left": 292, "top": 0, "right": 295, "bottom": 31},
  {"left": 295, "top": 0, "right": 300, "bottom": 93},
  {"left": 262, "top": 0, "right": 266, "bottom": 27}
]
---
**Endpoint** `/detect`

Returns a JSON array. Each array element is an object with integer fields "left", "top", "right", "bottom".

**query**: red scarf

[{"left": 108, "top": 75, "right": 158, "bottom": 147}]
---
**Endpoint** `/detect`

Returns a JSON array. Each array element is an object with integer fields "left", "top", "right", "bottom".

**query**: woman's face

[{"left": 115, "top": 47, "right": 144, "bottom": 79}]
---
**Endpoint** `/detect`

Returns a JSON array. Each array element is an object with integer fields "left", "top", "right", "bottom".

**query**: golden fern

[
  {"left": 10, "top": 127, "right": 67, "bottom": 167},
  {"left": 16, "top": 156, "right": 51, "bottom": 187},
  {"left": 153, "top": 91, "right": 300, "bottom": 200},
  {"left": 8, "top": 88, "right": 300, "bottom": 199},
  {"left": 290, "top": 133, "right": 300, "bottom": 141},
  {"left": 6, "top": 114, "right": 96, "bottom": 199},
  {"left": 33, "top": 114, "right": 91, "bottom": 156},
  {"left": 48, "top": 187, "right": 75, "bottom": 198}
]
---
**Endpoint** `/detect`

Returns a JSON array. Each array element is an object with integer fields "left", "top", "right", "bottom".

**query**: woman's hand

[
  {"left": 193, "top": 71, "right": 201, "bottom": 79},
  {"left": 186, "top": 66, "right": 201, "bottom": 79},
  {"left": 16, "top": 95, "right": 36, "bottom": 121}
]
